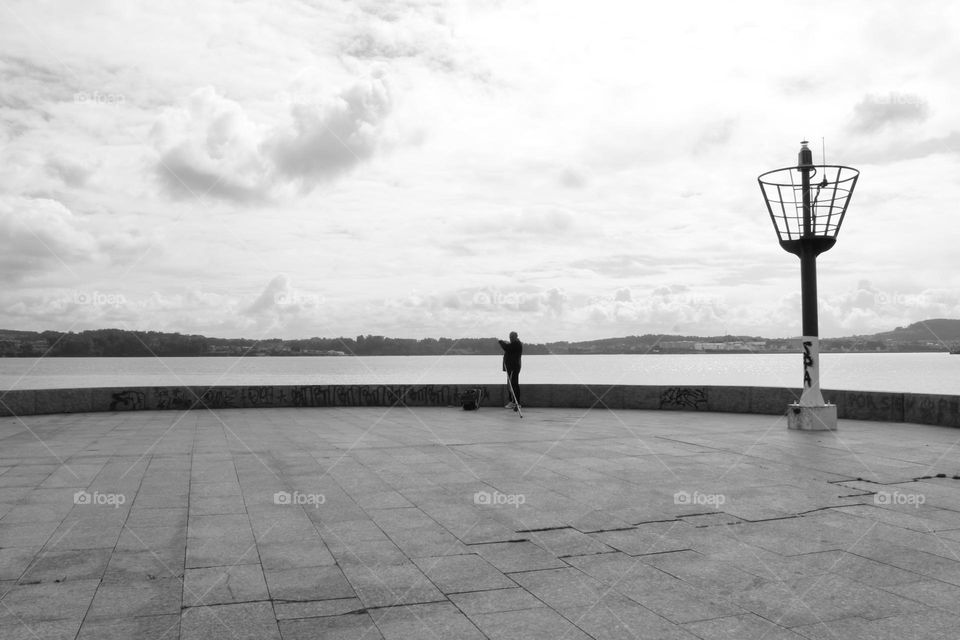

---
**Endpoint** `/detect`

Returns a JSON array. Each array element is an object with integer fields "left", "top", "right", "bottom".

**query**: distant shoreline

[{"left": 0, "top": 349, "right": 953, "bottom": 358}]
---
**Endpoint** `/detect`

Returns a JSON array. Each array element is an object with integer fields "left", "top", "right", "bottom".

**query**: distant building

[
  {"left": 207, "top": 345, "right": 233, "bottom": 354},
  {"left": 694, "top": 341, "right": 767, "bottom": 352},
  {"left": 694, "top": 342, "right": 724, "bottom": 351},
  {"left": 659, "top": 340, "right": 697, "bottom": 350}
]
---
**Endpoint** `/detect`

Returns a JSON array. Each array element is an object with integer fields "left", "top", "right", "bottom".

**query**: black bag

[{"left": 461, "top": 388, "right": 484, "bottom": 411}]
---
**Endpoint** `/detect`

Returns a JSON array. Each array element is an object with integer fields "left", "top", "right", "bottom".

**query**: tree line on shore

[{"left": 0, "top": 321, "right": 956, "bottom": 357}]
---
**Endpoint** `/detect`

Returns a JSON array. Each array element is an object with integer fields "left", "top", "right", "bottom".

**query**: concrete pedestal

[{"left": 787, "top": 403, "right": 837, "bottom": 431}]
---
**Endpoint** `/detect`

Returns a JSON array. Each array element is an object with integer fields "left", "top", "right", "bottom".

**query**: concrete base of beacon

[{"left": 787, "top": 403, "right": 838, "bottom": 431}]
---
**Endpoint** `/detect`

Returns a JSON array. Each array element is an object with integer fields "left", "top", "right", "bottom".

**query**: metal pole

[
  {"left": 800, "top": 243, "right": 818, "bottom": 337},
  {"left": 797, "top": 141, "right": 825, "bottom": 406}
]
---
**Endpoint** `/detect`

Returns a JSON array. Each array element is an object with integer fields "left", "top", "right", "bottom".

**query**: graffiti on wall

[
  {"left": 842, "top": 392, "right": 903, "bottom": 417},
  {"left": 109, "top": 390, "right": 145, "bottom": 411},
  {"left": 104, "top": 385, "right": 493, "bottom": 411},
  {"left": 245, "top": 386, "right": 282, "bottom": 406},
  {"left": 660, "top": 387, "right": 707, "bottom": 410},
  {"left": 200, "top": 387, "right": 239, "bottom": 409},
  {"left": 155, "top": 387, "right": 194, "bottom": 410},
  {"left": 288, "top": 385, "right": 489, "bottom": 407},
  {"left": 905, "top": 395, "right": 960, "bottom": 427}
]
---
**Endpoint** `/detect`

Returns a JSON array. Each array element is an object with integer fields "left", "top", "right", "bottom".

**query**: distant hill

[{"left": 869, "top": 319, "right": 960, "bottom": 344}]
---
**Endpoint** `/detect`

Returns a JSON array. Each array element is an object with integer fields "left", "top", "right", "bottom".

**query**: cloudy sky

[{"left": 1, "top": 0, "right": 959, "bottom": 342}]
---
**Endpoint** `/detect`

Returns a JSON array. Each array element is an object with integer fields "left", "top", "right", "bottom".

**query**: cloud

[
  {"left": 778, "top": 76, "right": 822, "bottom": 96},
  {"left": 817, "top": 280, "right": 960, "bottom": 335},
  {"left": 0, "top": 286, "right": 252, "bottom": 335},
  {"left": 344, "top": 18, "right": 456, "bottom": 70},
  {"left": 245, "top": 274, "right": 290, "bottom": 315},
  {"left": 268, "top": 75, "right": 392, "bottom": 185},
  {"left": 694, "top": 118, "right": 737, "bottom": 154},
  {"left": 465, "top": 205, "right": 581, "bottom": 238},
  {"left": 152, "top": 77, "right": 393, "bottom": 202},
  {"left": 340, "top": 0, "right": 475, "bottom": 74},
  {"left": 46, "top": 158, "right": 95, "bottom": 188},
  {"left": 0, "top": 196, "right": 152, "bottom": 283},
  {"left": 371, "top": 283, "right": 732, "bottom": 339},
  {"left": 849, "top": 92, "right": 930, "bottom": 133},
  {"left": 558, "top": 166, "right": 587, "bottom": 188},
  {"left": 851, "top": 131, "right": 960, "bottom": 164},
  {"left": 152, "top": 87, "right": 269, "bottom": 203},
  {"left": 243, "top": 275, "right": 326, "bottom": 335},
  {"left": 568, "top": 254, "right": 664, "bottom": 278},
  {"left": 0, "top": 196, "right": 98, "bottom": 281}
]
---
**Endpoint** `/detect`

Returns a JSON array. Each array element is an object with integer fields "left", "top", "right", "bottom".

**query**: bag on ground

[{"left": 461, "top": 388, "right": 483, "bottom": 411}]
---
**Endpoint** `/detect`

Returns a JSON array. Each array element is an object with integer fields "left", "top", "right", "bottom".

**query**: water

[{"left": 0, "top": 353, "right": 957, "bottom": 395}]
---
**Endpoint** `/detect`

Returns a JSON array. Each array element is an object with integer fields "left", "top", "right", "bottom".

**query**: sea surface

[{"left": 0, "top": 353, "right": 957, "bottom": 395}]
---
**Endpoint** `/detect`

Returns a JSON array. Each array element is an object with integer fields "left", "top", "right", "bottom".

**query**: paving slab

[
  {"left": 791, "top": 609, "right": 960, "bottom": 640},
  {"left": 469, "top": 606, "right": 594, "bottom": 640},
  {"left": 370, "top": 602, "right": 486, "bottom": 639},
  {"left": 640, "top": 549, "right": 768, "bottom": 597},
  {"left": 729, "top": 572, "right": 924, "bottom": 628},
  {"left": 561, "top": 594, "right": 703, "bottom": 640},
  {"left": 341, "top": 561, "right": 446, "bottom": 608},
  {"left": 277, "top": 611, "right": 382, "bottom": 639},
  {"left": 77, "top": 614, "right": 180, "bottom": 640},
  {"left": 471, "top": 540, "right": 568, "bottom": 573},
  {"left": 86, "top": 577, "right": 183, "bottom": 620},
  {"left": 273, "top": 596, "right": 365, "bottom": 620},
  {"left": 0, "top": 406, "right": 957, "bottom": 639},
  {"left": 681, "top": 612, "right": 808, "bottom": 639},
  {"left": 0, "top": 618, "right": 82, "bottom": 640},
  {"left": 263, "top": 565, "right": 355, "bottom": 602},
  {"left": 0, "top": 578, "right": 100, "bottom": 626},
  {"left": 412, "top": 553, "right": 515, "bottom": 593},
  {"left": 182, "top": 563, "right": 269, "bottom": 606},
  {"left": 447, "top": 586, "right": 545, "bottom": 615},
  {"left": 102, "top": 548, "right": 185, "bottom": 582},
  {"left": 509, "top": 566, "right": 611, "bottom": 609},
  {"left": 882, "top": 578, "right": 960, "bottom": 612},
  {"left": 180, "top": 601, "right": 281, "bottom": 640},
  {"left": 18, "top": 548, "right": 111, "bottom": 584},
  {"left": 0, "top": 547, "right": 41, "bottom": 581},
  {"left": 526, "top": 526, "right": 615, "bottom": 557}
]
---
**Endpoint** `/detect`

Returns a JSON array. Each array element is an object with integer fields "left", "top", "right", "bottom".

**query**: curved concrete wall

[{"left": 0, "top": 384, "right": 957, "bottom": 428}]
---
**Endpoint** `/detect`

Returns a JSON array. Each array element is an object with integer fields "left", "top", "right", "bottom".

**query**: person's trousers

[{"left": 507, "top": 369, "right": 521, "bottom": 404}]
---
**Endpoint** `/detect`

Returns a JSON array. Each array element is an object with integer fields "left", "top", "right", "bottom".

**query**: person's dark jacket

[{"left": 498, "top": 338, "right": 522, "bottom": 372}]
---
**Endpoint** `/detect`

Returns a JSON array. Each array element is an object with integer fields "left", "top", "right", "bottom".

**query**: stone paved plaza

[{"left": 0, "top": 405, "right": 959, "bottom": 639}]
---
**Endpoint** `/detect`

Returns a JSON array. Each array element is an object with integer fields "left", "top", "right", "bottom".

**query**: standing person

[{"left": 498, "top": 331, "right": 522, "bottom": 409}]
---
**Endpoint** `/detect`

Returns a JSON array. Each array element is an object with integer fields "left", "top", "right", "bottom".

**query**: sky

[{"left": 1, "top": 0, "right": 959, "bottom": 343}]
